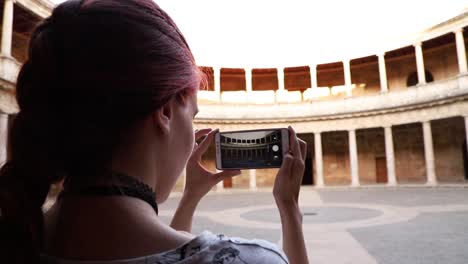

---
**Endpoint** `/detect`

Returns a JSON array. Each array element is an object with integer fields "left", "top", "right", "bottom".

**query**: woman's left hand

[
  {"left": 171, "top": 128, "right": 240, "bottom": 232},
  {"left": 184, "top": 128, "right": 241, "bottom": 201}
]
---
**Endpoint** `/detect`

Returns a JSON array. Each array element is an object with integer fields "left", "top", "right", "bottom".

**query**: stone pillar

[
  {"left": 245, "top": 68, "right": 252, "bottom": 102},
  {"left": 343, "top": 60, "right": 352, "bottom": 96},
  {"left": 216, "top": 169, "right": 224, "bottom": 191},
  {"left": 422, "top": 121, "right": 437, "bottom": 185},
  {"left": 454, "top": 29, "right": 468, "bottom": 74},
  {"left": 213, "top": 66, "right": 221, "bottom": 101},
  {"left": 314, "top": 132, "right": 324, "bottom": 187},
  {"left": 245, "top": 68, "right": 252, "bottom": 92},
  {"left": 348, "top": 130, "right": 360, "bottom": 186},
  {"left": 277, "top": 67, "right": 285, "bottom": 91},
  {"left": 310, "top": 65, "right": 318, "bottom": 89},
  {"left": 414, "top": 42, "right": 426, "bottom": 85},
  {"left": 384, "top": 126, "right": 397, "bottom": 186},
  {"left": 249, "top": 169, "right": 257, "bottom": 190},
  {"left": 1, "top": 0, "right": 14, "bottom": 56},
  {"left": 378, "top": 53, "right": 389, "bottom": 93},
  {"left": 0, "top": 114, "right": 8, "bottom": 166}
]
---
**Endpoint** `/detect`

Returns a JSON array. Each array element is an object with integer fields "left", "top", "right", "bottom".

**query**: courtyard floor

[{"left": 159, "top": 186, "right": 468, "bottom": 264}]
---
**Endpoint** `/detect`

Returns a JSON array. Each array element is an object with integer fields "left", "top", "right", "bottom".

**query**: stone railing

[
  {"left": 196, "top": 74, "right": 468, "bottom": 122},
  {"left": 16, "top": 0, "right": 53, "bottom": 19}
]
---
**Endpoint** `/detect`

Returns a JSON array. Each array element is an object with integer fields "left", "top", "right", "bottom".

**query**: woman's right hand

[
  {"left": 273, "top": 126, "right": 310, "bottom": 264},
  {"left": 273, "top": 126, "right": 307, "bottom": 208}
]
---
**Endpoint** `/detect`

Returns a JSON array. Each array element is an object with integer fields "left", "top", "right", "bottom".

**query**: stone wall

[
  {"left": 350, "top": 58, "right": 381, "bottom": 96},
  {"left": 356, "top": 128, "right": 386, "bottom": 184},
  {"left": 322, "top": 131, "right": 351, "bottom": 185},
  {"left": 432, "top": 116, "right": 466, "bottom": 182},
  {"left": 393, "top": 123, "right": 427, "bottom": 183}
]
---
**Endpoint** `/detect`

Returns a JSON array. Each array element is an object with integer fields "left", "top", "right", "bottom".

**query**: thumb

[{"left": 214, "top": 169, "right": 241, "bottom": 183}]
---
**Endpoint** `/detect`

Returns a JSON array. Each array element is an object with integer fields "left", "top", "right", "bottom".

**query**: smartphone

[{"left": 215, "top": 128, "right": 289, "bottom": 170}]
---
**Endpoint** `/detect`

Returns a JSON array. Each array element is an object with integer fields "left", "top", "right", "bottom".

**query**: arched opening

[{"left": 406, "top": 70, "right": 434, "bottom": 87}]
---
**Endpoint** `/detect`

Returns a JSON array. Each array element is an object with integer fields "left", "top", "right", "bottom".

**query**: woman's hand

[
  {"left": 171, "top": 128, "right": 240, "bottom": 232},
  {"left": 184, "top": 128, "right": 241, "bottom": 201},
  {"left": 273, "top": 126, "right": 309, "bottom": 264},
  {"left": 273, "top": 126, "right": 307, "bottom": 207}
]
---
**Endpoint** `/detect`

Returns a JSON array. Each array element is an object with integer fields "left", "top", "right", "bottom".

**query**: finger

[
  {"left": 288, "top": 126, "right": 302, "bottom": 160},
  {"left": 277, "top": 153, "right": 294, "bottom": 177},
  {"left": 299, "top": 139, "right": 307, "bottom": 162},
  {"left": 195, "top": 128, "right": 213, "bottom": 141},
  {"left": 192, "top": 129, "right": 218, "bottom": 159},
  {"left": 214, "top": 169, "right": 241, "bottom": 183}
]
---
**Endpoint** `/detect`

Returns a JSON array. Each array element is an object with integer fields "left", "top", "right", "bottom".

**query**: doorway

[
  {"left": 375, "top": 157, "right": 388, "bottom": 183},
  {"left": 301, "top": 156, "right": 314, "bottom": 185}
]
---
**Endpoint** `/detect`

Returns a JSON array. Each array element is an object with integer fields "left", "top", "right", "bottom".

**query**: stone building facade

[{"left": 0, "top": 0, "right": 467, "bottom": 191}]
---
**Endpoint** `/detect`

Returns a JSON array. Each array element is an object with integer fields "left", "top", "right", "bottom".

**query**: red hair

[{"left": 0, "top": 0, "right": 204, "bottom": 261}]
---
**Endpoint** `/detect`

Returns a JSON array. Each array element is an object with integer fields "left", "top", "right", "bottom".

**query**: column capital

[
  {"left": 382, "top": 124, "right": 393, "bottom": 129},
  {"left": 212, "top": 66, "right": 221, "bottom": 71},
  {"left": 413, "top": 41, "right": 423, "bottom": 48},
  {"left": 377, "top": 52, "right": 386, "bottom": 57},
  {"left": 422, "top": 120, "right": 432, "bottom": 125},
  {"left": 454, "top": 28, "right": 464, "bottom": 34}
]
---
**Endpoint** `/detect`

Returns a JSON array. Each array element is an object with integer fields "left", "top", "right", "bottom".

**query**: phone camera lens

[{"left": 272, "top": 145, "right": 279, "bottom": 152}]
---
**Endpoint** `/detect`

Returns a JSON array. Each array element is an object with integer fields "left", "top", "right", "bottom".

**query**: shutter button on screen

[{"left": 272, "top": 145, "right": 279, "bottom": 152}]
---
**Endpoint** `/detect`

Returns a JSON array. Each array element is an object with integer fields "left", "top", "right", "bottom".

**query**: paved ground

[{"left": 159, "top": 187, "right": 468, "bottom": 264}]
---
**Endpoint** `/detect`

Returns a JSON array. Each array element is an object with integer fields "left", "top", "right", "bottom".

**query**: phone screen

[{"left": 218, "top": 129, "right": 285, "bottom": 169}]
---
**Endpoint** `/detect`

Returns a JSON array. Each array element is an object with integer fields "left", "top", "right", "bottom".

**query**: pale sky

[{"left": 51, "top": 0, "right": 467, "bottom": 68}]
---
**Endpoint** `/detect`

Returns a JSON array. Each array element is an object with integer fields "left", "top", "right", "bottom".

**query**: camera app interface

[{"left": 220, "top": 130, "right": 283, "bottom": 169}]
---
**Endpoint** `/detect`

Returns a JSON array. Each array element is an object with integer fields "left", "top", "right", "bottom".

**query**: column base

[{"left": 425, "top": 181, "right": 438, "bottom": 187}]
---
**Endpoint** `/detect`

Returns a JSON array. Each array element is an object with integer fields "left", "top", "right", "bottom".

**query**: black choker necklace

[{"left": 58, "top": 171, "right": 158, "bottom": 215}]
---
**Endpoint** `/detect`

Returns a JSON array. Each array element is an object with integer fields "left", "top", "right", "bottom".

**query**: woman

[{"left": 0, "top": 0, "right": 309, "bottom": 263}]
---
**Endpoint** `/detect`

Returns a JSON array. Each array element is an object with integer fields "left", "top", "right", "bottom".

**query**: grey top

[{"left": 41, "top": 231, "right": 288, "bottom": 264}]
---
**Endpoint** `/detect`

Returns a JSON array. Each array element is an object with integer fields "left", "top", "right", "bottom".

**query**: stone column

[
  {"left": 245, "top": 68, "right": 252, "bottom": 101},
  {"left": 277, "top": 67, "right": 285, "bottom": 91},
  {"left": 422, "top": 121, "right": 437, "bottom": 185},
  {"left": 378, "top": 53, "right": 389, "bottom": 93},
  {"left": 249, "top": 169, "right": 257, "bottom": 190},
  {"left": 245, "top": 68, "right": 252, "bottom": 92},
  {"left": 414, "top": 42, "right": 426, "bottom": 85},
  {"left": 213, "top": 66, "right": 221, "bottom": 101},
  {"left": 349, "top": 130, "right": 360, "bottom": 186},
  {"left": 314, "top": 132, "right": 324, "bottom": 187},
  {"left": 384, "top": 126, "right": 397, "bottom": 186},
  {"left": 454, "top": 28, "right": 468, "bottom": 74},
  {"left": 1, "top": 0, "right": 14, "bottom": 56},
  {"left": 343, "top": 60, "right": 352, "bottom": 96},
  {"left": 0, "top": 114, "right": 8, "bottom": 166},
  {"left": 180, "top": 168, "right": 187, "bottom": 190},
  {"left": 216, "top": 169, "right": 224, "bottom": 191},
  {"left": 310, "top": 65, "right": 318, "bottom": 89}
]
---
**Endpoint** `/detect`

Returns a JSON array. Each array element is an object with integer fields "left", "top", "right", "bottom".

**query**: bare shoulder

[{"left": 43, "top": 197, "right": 192, "bottom": 260}]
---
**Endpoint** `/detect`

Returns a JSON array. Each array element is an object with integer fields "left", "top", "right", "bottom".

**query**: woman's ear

[{"left": 152, "top": 102, "right": 173, "bottom": 135}]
